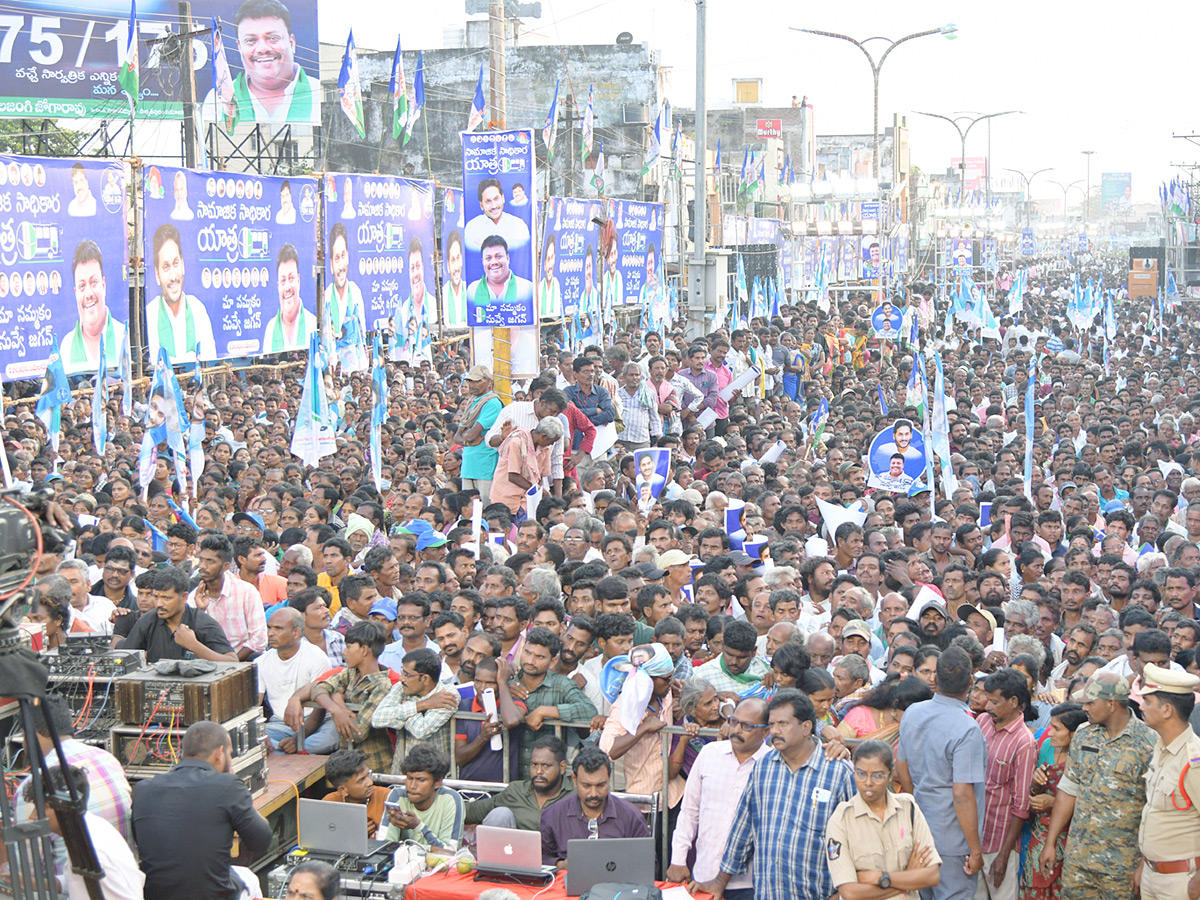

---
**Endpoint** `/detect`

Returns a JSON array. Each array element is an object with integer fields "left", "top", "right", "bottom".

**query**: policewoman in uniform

[
  {"left": 826, "top": 739, "right": 943, "bottom": 900},
  {"left": 1135, "top": 663, "right": 1200, "bottom": 900}
]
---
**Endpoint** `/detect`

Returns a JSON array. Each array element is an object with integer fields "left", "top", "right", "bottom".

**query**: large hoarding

[
  {"left": 0, "top": 0, "right": 320, "bottom": 123},
  {"left": 603, "top": 198, "right": 663, "bottom": 309},
  {"left": 0, "top": 154, "right": 128, "bottom": 379},
  {"left": 321, "top": 173, "right": 435, "bottom": 365},
  {"left": 1102, "top": 172, "right": 1132, "bottom": 213},
  {"left": 142, "top": 165, "right": 318, "bottom": 361}
]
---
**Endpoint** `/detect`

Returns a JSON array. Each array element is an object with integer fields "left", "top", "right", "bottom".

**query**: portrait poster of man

[
  {"left": 871, "top": 299, "right": 903, "bottom": 340},
  {"left": 201, "top": 0, "right": 322, "bottom": 127},
  {"left": 441, "top": 187, "right": 468, "bottom": 330},
  {"left": 868, "top": 417, "right": 927, "bottom": 481},
  {"left": 461, "top": 130, "right": 536, "bottom": 328},
  {"left": 633, "top": 448, "right": 670, "bottom": 514}
]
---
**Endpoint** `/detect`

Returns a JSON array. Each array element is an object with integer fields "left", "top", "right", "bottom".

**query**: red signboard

[{"left": 756, "top": 118, "right": 782, "bottom": 140}]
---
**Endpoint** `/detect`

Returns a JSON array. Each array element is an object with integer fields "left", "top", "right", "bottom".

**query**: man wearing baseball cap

[
  {"left": 453, "top": 365, "right": 503, "bottom": 507},
  {"left": 1135, "top": 663, "right": 1200, "bottom": 899},
  {"left": 1038, "top": 671, "right": 1155, "bottom": 897}
]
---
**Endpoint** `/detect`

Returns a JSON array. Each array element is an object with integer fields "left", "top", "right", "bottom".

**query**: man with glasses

[
  {"left": 90, "top": 544, "right": 138, "bottom": 619},
  {"left": 668, "top": 698, "right": 770, "bottom": 899}
]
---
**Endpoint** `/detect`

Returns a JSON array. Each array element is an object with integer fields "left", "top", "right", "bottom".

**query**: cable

[
  {"left": 126, "top": 689, "right": 168, "bottom": 765},
  {"left": 71, "top": 663, "right": 96, "bottom": 731}
]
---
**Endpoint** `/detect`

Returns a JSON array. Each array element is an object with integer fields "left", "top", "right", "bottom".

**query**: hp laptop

[
  {"left": 565, "top": 837, "right": 655, "bottom": 896},
  {"left": 475, "top": 825, "right": 554, "bottom": 878}
]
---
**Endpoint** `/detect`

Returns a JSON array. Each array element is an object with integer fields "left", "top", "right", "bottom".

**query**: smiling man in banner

[
  {"left": 324, "top": 221, "right": 366, "bottom": 342},
  {"left": 61, "top": 240, "right": 127, "bottom": 376},
  {"left": 466, "top": 235, "right": 533, "bottom": 323},
  {"left": 202, "top": 0, "right": 318, "bottom": 127},
  {"left": 262, "top": 244, "right": 316, "bottom": 353},
  {"left": 463, "top": 178, "right": 530, "bottom": 258},
  {"left": 146, "top": 224, "right": 217, "bottom": 364}
]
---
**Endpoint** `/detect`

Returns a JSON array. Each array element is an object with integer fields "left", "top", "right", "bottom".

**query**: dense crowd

[{"left": 8, "top": 251, "right": 1200, "bottom": 900}]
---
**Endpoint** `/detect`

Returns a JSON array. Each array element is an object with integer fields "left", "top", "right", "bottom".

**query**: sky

[{"left": 322, "top": 1, "right": 1199, "bottom": 204}]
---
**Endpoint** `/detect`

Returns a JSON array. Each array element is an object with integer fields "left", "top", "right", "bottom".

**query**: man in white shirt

[
  {"left": 58, "top": 559, "right": 116, "bottom": 635},
  {"left": 257, "top": 608, "right": 339, "bottom": 754}
]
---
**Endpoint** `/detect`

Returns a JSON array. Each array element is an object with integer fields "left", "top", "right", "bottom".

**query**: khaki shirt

[
  {"left": 1138, "top": 726, "right": 1200, "bottom": 862},
  {"left": 825, "top": 792, "right": 942, "bottom": 900}
]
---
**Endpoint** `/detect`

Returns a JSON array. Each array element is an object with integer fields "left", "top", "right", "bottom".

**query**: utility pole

[
  {"left": 488, "top": 0, "right": 506, "bottom": 128},
  {"left": 179, "top": 2, "right": 198, "bottom": 167},
  {"left": 1082, "top": 150, "right": 1095, "bottom": 225},
  {"left": 687, "top": 0, "right": 707, "bottom": 338}
]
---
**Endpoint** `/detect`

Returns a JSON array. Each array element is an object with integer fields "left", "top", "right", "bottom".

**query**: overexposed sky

[{"left": 322, "top": 1, "right": 1198, "bottom": 204}]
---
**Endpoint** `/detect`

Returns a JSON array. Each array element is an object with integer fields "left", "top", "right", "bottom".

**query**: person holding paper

[{"left": 704, "top": 338, "right": 735, "bottom": 435}]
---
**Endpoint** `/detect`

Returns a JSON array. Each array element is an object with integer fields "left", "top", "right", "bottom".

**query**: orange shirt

[
  {"left": 321, "top": 785, "right": 392, "bottom": 838},
  {"left": 256, "top": 572, "right": 288, "bottom": 610}
]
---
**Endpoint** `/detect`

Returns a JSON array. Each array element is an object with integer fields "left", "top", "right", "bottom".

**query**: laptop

[
  {"left": 297, "top": 798, "right": 386, "bottom": 856},
  {"left": 565, "top": 837, "right": 655, "bottom": 896},
  {"left": 475, "top": 825, "right": 553, "bottom": 877}
]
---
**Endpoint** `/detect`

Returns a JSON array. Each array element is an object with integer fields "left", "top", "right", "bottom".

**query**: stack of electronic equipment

[
  {"left": 109, "top": 660, "right": 266, "bottom": 797},
  {"left": 43, "top": 638, "right": 146, "bottom": 748}
]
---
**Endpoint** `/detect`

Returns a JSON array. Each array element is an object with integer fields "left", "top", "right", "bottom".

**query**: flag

[
  {"left": 414, "top": 50, "right": 425, "bottom": 113},
  {"left": 714, "top": 139, "right": 721, "bottom": 180},
  {"left": 338, "top": 30, "right": 365, "bottom": 138},
  {"left": 877, "top": 384, "right": 888, "bottom": 416},
  {"left": 581, "top": 84, "right": 594, "bottom": 163},
  {"left": 370, "top": 350, "right": 387, "bottom": 492},
  {"left": 735, "top": 255, "right": 749, "bottom": 325},
  {"left": 542, "top": 79, "right": 560, "bottom": 161},
  {"left": 146, "top": 520, "right": 168, "bottom": 554},
  {"left": 739, "top": 146, "right": 749, "bottom": 195},
  {"left": 92, "top": 335, "right": 107, "bottom": 456},
  {"left": 591, "top": 140, "right": 605, "bottom": 194},
  {"left": 145, "top": 349, "right": 190, "bottom": 489},
  {"left": 117, "top": 0, "right": 139, "bottom": 110},
  {"left": 467, "top": 65, "right": 485, "bottom": 132},
  {"left": 210, "top": 17, "right": 236, "bottom": 130},
  {"left": 166, "top": 497, "right": 199, "bottom": 531},
  {"left": 809, "top": 398, "right": 829, "bottom": 446},
  {"left": 905, "top": 352, "right": 926, "bottom": 420},
  {"left": 136, "top": 433, "right": 156, "bottom": 498},
  {"left": 389, "top": 36, "right": 410, "bottom": 141},
  {"left": 1023, "top": 357, "right": 1035, "bottom": 498},
  {"left": 36, "top": 338, "right": 70, "bottom": 455},
  {"left": 188, "top": 416, "right": 205, "bottom": 497},
  {"left": 672, "top": 120, "right": 683, "bottom": 176},
  {"left": 756, "top": 153, "right": 766, "bottom": 194},
  {"left": 1104, "top": 293, "right": 1116, "bottom": 339},
  {"left": 641, "top": 104, "right": 662, "bottom": 177},
  {"left": 117, "top": 331, "right": 132, "bottom": 416},
  {"left": 291, "top": 332, "right": 336, "bottom": 466}
]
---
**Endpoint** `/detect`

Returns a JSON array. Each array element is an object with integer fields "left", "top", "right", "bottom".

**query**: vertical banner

[
  {"left": 0, "top": 155, "right": 129, "bottom": 379},
  {"left": 441, "top": 186, "right": 467, "bottom": 330},
  {"left": 321, "top": 173, "right": 435, "bottom": 364},
  {"left": 601, "top": 198, "right": 664, "bottom": 308},
  {"left": 461, "top": 129, "right": 536, "bottom": 327},
  {"left": 542, "top": 197, "right": 601, "bottom": 323},
  {"left": 142, "top": 166, "right": 318, "bottom": 361}
]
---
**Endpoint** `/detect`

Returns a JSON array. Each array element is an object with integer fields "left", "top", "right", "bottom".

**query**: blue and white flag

[
  {"left": 542, "top": 79, "right": 559, "bottom": 161},
  {"left": 291, "top": 332, "right": 336, "bottom": 466},
  {"left": 338, "top": 30, "right": 365, "bottom": 138},
  {"left": 370, "top": 350, "right": 387, "bottom": 492},
  {"left": 581, "top": 84, "right": 594, "bottom": 163},
  {"left": 92, "top": 335, "right": 107, "bottom": 456},
  {"left": 36, "top": 337, "right": 71, "bottom": 455},
  {"left": 641, "top": 103, "right": 662, "bottom": 177},
  {"left": 1023, "top": 357, "right": 1036, "bottom": 498},
  {"left": 467, "top": 65, "right": 486, "bottom": 132},
  {"left": 810, "top": 398, "right": 829, "bottom": 444},
  {"left": 877, "top": 384, "right": 888, "bottom": 416}
]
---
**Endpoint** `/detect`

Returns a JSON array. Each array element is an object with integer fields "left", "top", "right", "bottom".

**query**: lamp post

[
  {"left": 790, "top": 23, "right": 957, "bottom": 180},
  {"left": 914, "top": 110, "right": 1021, "bottom": 201},
  {"left": 1048, "top": 179, "right": 1085, "bottom": 240},
  {"left": 1004, "top": 167, "right": 1053, "bottom": 227},
  {"left": 1081, "top": 150, "right": 1096, "bottom": 225}
]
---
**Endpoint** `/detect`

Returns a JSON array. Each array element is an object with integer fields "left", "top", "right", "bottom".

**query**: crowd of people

[{"left": 8, "top": 250, "right": 1200, "bottom": 900}]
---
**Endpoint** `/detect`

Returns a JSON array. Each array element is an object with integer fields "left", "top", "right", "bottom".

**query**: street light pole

[
  {"left": 790, "top": 24, "right": 957, "bottom": 179},
  {"left": 1048, "top": 179, "right": 1084, "bottom": 240},
  {"left": 914, "top": 110, "right": 1021, "bottom": 200},
  {"left": 1082, "top": 150, "right": 1096, "bottom": 225},
  {"left": 1003, "top": 167, "right": 1052, "bottom": 227}
]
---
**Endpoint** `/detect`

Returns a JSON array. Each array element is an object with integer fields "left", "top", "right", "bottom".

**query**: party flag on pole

[
  {"left": 389, "top": 36, "right": 412, "bottom": 142},
  {"left": 542, "top": 79, "right": 560, "bottom": 161},
  {"left": 117, "top": 0, "right": 139, "bottom": 110},
  {"left": 581, "top": 84, "right": 594, "bottom": 163},
  {"left": 210, "top": 17, "right": 237, "bottom": 130},
  {"left": 92, "top": 335, "right": 107, "bottom": 456},
  {"left": 337, "top": 30, "right": 366, "bottom": 138},
  {"left": 466, "top": 65, "right": 486, "bottom": 132}
]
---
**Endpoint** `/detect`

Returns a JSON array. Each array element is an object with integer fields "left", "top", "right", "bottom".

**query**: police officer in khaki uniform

[
  {"left": 1135, "top": 663, "right": 1200, "bottom": 900},
  {"left": 826, "top": 739, "right": 942, "bottom": 900}
]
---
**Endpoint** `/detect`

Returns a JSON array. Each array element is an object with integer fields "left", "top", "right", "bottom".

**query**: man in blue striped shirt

[{"left": 701, "top": 689, "right": 854, "bottom": 900}]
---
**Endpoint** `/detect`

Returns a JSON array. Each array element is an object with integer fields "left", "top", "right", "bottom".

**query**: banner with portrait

[
  {"left": 142, "top": 165, "right": 318, "bottom": 362},
  {"left": 634, "top": 447, "right": 670, "bottom": 514},
  {"left": 320, "top": 173, "right": 435, "bottom": 366},
  {"left": 0, "top": 155, "right": 128, "bottom": 379},
  {"left": 461, "top": 129, "right": 536, "bottom": 328},
  {"left": 601, "top": 198, "right": 664, "bottom": 310},
  {"left": 867, "top": 418, "right": 927, "bottom": 489},
  {"left": 440, "top": 186, "right": 466, "bottom": 330},
  {"left": 542, "top": 197, "right": 603, "bottom": 330}
]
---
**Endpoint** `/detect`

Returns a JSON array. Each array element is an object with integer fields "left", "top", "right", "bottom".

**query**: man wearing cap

[
  {"left": 659, "top": 549, "right": 696, "bottom": 606},
  {"left": 1038, "top": 671, "right": 1155, "bottom": 898},
  {"left": 1135, "top": 663, "right": 1200, "bottom": 900},
  {"left": 454, "top": 366, "right": 503, "bottom": 507}
]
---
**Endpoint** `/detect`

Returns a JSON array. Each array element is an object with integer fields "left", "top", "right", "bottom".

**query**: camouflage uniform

[{"left": 1057, "top": 713, "right": 1155, "bottom": 899}]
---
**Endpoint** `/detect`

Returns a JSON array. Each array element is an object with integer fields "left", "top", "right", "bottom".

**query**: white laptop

[{"left": 475, "top": 825, "right": 553, "bottom": 876}]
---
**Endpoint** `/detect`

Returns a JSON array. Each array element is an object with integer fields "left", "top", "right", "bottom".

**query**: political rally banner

[
  {"left": 142, "top": 165, "right": 318, "bottom": 362},
  {"left": 0, "top": 0, "right": 319, "bottom": 123},
  {"left": 0, "top": 155, "right": 128, "bottom": 380},
  {"left": 440, "top": 186, "right": 466, "bottom": 330},
  {"left": 600, "top": 198, "right": 663, "bottom": 308},
  {"left": 321, "top": 173, "right": 435, "bottom": 365},
  {"left": 541, "top": 196, "right": 602, "bottom": 323},
  {"left": 461, "top": 129, "right": 536, "bottom": 327}
]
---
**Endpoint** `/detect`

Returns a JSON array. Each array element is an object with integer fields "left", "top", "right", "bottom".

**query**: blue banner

[
  {"left": 0, "top": 155, "right": 128, "bottom": 380},
  {"left": 321, "top": 173, "right": 435, "bottom": 364},
  {"left": 461, "top": 129, "right": 536, "bottom": 327},
  {"left": 440, "top": 186, "right": 466, "bottom": 330},
  {"left": 602, "top": 198, "right": 664, "bottom": 307},
  {"left": 542, "top": 196, "right": 602, "bottom": 322},
  {"left": 142, "top": 165, "right": 318, "bottom": 361}
]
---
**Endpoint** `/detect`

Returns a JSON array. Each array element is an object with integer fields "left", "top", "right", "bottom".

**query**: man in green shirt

[
  {"left": 465, "top": 735, "right": 575, "bottom": 831},
  {"left": 510, "top": 628, "right": 598, "bottom": 778},
  {"left": 454, "top": 365, "right": 504, "bottom": 506},
  {"left": 383, "top": 744, "right": 463, "bottom": 851}
]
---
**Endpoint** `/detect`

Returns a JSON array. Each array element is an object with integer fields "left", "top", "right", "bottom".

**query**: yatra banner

[
  {"left": 0, "top": 154, "right": 128, "bottom": 379},
  {"left": 600, "top": 198, "right": 663, "bottom": 308},
  {"left": 142, "top": 165, "right": 318, "bottom": 362},
  {"left": 440, "top": 186, "right": 467, "bottom": 330},
  {"left": 0, "top": 0, "right": 319, "bottom": 123},
  {"left": 321, "top": 173, "right": 435, "bottom": 364},
  {"left": 542, "top": 196, "right": 603, "bottom": 322},
  {"left": 461, "top": 128, "right": 536, "bottom": 327}
]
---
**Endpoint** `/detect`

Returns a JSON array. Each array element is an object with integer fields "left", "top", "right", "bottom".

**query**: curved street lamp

[{"left": 913, "top": 110, "right": 1021, "bottom": 200}]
